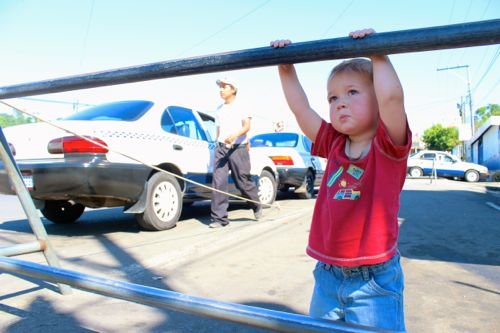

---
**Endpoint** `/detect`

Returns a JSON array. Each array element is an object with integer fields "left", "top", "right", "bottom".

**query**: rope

[{"left": 0, "top": 100, "right": 281, "bottom": 210}]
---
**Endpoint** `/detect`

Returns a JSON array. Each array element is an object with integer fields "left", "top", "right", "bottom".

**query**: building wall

[{"left": 472, "top": 125, "right": 499, "bottom": 172}]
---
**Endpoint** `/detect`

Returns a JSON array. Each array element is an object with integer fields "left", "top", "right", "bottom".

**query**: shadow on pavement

[
  {"left": 399, "top": 189, "right": 500, "bottom": 266},
  {"left": 0, "top": 199, "right": 306, "bottom": 333}
]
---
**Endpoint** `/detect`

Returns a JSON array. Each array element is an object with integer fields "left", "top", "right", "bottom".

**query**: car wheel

[
  {"left": 258, "top": 170, "right": 277, "bottom": 205},
  {"left": 297, "top": 170, "right": 315, "bottom": 199},
  {"left": 464, "top": 170, "right": 480, "bottom": 182},
  {"left": 409, "top": 167, "right": 423, "bottom": 178},
  {"left": 41, "top": 200, "right": 85, "bottom": 224},
  {"left": 137, "top": 172, "right": 182, "bottom": 231}
]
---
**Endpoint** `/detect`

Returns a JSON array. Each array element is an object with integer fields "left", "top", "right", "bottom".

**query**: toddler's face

[{"left": 327, "top": 71, "right": 378, "bottom": 137}]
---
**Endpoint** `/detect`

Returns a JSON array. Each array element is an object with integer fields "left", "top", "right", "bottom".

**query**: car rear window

[
  {"left": 250, "top": 133, "right": 299, "bottom": 147},
  {"left": 62, "top": 100, "right": 154, "bottom": 121}
]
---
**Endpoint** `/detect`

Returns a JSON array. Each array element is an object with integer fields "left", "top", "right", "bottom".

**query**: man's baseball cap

[{"left": 216, "top": 77, "right": 238, "bottom": 91}]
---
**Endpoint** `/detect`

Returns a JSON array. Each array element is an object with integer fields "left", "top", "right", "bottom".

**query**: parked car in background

[
  {"left": 249, "top": 132, "right": 326, "bottom": 199},
  {"left": 407, "top": 150, "right": 488, "bottom": 182},
  {"left": 0, "top": 100, "right": 278, "bottom": 231}
]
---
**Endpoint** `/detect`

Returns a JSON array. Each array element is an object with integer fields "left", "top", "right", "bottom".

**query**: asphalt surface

[{"left": 0, "top": 178, "right": 499, "bottom": 333}]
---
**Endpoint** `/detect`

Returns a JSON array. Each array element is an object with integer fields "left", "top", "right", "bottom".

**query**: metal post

[
  {"left": 0, "top": 127, "right": 71, "bottom": 294},
  {"left": 0, "top": 256, "right": 395, "bottom": 333},
  {"left": 465, "top": 66, "right": 474, "bottom": 136}
]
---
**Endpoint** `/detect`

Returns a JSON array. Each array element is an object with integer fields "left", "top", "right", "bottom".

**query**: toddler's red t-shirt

[{"left": 308, "top": 119, "right": 411, "bottom": 266}]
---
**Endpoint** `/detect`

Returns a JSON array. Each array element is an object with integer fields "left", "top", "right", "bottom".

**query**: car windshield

[
  {"left": 62, "top": 100, "right": 154, "bottom": 121},
  {"left": 250, "top": 133, "right": 299, "bottom": 147}
]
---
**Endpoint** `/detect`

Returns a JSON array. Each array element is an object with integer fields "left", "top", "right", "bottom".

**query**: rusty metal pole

[{"left": 0, "top": 127, "right": 71, "bottom": 294}]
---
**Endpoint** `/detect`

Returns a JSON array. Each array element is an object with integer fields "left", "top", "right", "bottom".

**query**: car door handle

[{"left": 173, "top": 144, "right": 183, "bottom": 151}]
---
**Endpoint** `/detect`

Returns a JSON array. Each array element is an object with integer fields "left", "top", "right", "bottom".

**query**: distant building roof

[{"left": 470, "top": 116, "right": 500, "bottom": 144}]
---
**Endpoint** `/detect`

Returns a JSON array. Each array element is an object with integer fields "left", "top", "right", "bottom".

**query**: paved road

[{"left": 0, "top": 178, "right": 499, "bottom": 332}]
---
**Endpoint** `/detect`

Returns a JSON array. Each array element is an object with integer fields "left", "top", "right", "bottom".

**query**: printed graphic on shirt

[
  {"left": 339, "top": 179, "right": 347, "bottom": 188},
  {"left": 347, "top": 164, "right": 364, "bottom": 180},
  {"left": 327, "top": 166, "right": 344, "bottom": 187},
  {"left": 333, "top": 188, "right": 361, "bottom": 200}
]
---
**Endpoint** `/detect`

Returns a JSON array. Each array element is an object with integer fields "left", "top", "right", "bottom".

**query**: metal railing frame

[{"left": 1, "top": 18, "right": 499, "bottom": 332}]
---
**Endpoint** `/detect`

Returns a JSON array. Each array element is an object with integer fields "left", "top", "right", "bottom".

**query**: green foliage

[
  {"left": 422, "top": 124, "right": 459, "bottom": 151},
  {"left": 0, "top": 111, "right": 36, "bottom": 128},
  {"left": 475, "top": 104, "right": 500, "bottom": 128}
]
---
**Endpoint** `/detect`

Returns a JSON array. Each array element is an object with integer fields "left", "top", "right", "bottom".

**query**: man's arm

[
  {"left": 224, "top": 117, "right": 251, "bottom": 144},
  {"left": 271, "top": 40, "right": 322, "bottom": 142},
  {"left": 350, "top": 29, "right": 407, "bottom": 146}
]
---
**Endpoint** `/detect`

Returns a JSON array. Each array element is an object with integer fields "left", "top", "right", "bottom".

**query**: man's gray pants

[{"left": 211, "top": 144, "right": 260, "bottom": 224}]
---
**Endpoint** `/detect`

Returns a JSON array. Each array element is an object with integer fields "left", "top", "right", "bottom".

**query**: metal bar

[
  {"left": 0, "top": 19, "right": 499, "bottom": 99},
  {"left": 0, "top": 241, "right": 45, "bottom": 257},
  {"left": 0, "top": 257, "right": 395, "bottom": 333},
  {"left": 0, "top": 128, "right": 72, "bottom": 294}
]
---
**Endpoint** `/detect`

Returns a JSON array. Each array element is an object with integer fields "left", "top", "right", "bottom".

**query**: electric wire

[
  {"left": 174, "top": 0, "right": 272, "bottom": 58},
  {"left": 471, "top": 46, "right": 499, "bottom": 93},
  {"left": 319, "top": 0, "right": 355, "bottom": 38}
]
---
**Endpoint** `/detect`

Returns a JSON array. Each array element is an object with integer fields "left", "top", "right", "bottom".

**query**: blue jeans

[{"left": 309, "top": 252, "right": 406, "bottom": 332}]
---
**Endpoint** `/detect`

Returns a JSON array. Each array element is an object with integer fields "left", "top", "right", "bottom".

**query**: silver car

[{"left": 249, "top": 132, "right": 326, "bottom": 199}]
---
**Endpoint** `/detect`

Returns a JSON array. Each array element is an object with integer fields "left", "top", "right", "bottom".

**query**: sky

[{"left": 0, "top": 0, "right": 498, "bottom": 137}]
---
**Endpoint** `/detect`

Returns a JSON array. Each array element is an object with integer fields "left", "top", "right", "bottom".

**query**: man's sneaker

[
  {"left": 253, "top": 205, "right": 263, "bottom": 220},
  {"left": 209, "top": 221, "right": 229, "bottom": 228}
]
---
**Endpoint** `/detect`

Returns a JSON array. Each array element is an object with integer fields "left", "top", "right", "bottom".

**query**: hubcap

[
  {"left": 411, "top": 168, "right": 421, "bottom": 177},
  {"left": 467, "top": 172, "right": 478, "bottom": 182},
  {"left": 258, "top": 176, "right": 274, "bottom": 204},
  {"left": 152, "top": 181, "right": 179, "bottom": 222}
]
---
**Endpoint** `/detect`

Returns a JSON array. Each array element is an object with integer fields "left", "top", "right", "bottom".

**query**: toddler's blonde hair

[{"left": 328, "top": 58, "right": 373, "bottom": 83}]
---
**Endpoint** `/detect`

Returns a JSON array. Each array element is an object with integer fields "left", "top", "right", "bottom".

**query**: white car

[
  {"left": 407, "top": 150, "right": 489, "bottom": 182},
  {"left": 0, "top": 100, "right": 278, "bottom": 230}
]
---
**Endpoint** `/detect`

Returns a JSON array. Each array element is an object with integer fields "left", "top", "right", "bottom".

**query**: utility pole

[
  {"left": 437, "top": 65, "right": 474, "bottom": 161},
  {"left": 437, "top": 65, "right": 474, "bottom": 135}
]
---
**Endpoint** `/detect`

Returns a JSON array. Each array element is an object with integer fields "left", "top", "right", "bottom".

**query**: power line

[
  {"left": 436, "top": 0, "right": 457, "bottom": 71},
  {"left": 480, "top": 0, "right": 493, "bottom": 19},
  {"left": 174, "top": 0, "right": 272, "bottom": 58},
  {"left": 79, "top": 0, "right": 95, "bottom": 69},
  {"left": 477, "top": 77, "right": 499, "bottom": 105},
  {"left": 472, "top": 46, "right": 499, "bottom": 93},
  {"left": 319, "top": 0, "right": 355, "bottom": 38}
]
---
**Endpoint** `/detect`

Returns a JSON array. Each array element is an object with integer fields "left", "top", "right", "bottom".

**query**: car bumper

[
  {"left": 277, "top": 167, "right": 308, "bottom": 188},
  {"left": 0, "top": 156, "right": 150, "bottom": 206},
  {"left": 479, "top": 172, "right": 489, "bottom": 181}
]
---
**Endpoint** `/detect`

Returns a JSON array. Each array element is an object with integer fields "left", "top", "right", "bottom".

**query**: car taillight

[
  {"left": 48, "top": 136, "right": 109, "bottom": 154},
  {"left": 270, "top": 155, "right": 294, "bottom": 166}
]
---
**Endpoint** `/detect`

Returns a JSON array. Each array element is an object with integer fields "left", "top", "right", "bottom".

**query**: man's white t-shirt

[{"left": 215, "top": 99, "right": 252, "bottom": 144}]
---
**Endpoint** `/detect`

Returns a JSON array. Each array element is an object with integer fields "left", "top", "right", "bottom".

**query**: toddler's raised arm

[
  {"left": 270, "top": 40, "right": 322, "bottom": 142},
  {"left": 350, "top": 29, "right": 407, "bottom": 145}
]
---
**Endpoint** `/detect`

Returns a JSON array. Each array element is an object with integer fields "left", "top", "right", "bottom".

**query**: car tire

[
  {"left": 137, "top": 172, "right": 182, "bottom": 231},
  {"left": 464, "top": 170, "right": 480, "bottom": 182},
  {"left": 41, "top": 200, "right": 85, "bottom": 224},
  {"left": 409, "top": 167, "right": 423, "bottom": 178},
  {"left": 258, "top": 170, "right": 277, "bottom": 206},
  {"left": 297, "top": 170, "right": 315, "bottom": 199}
]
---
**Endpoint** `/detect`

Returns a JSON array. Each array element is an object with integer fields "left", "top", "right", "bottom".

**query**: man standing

[{"left": 210, "top": 77, "right": 262, "bottom": 228}]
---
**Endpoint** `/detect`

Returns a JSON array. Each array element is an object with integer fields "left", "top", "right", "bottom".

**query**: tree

[
  {"left": 422, "top": 124, "right": 459, "bottom": 151},
  {"left": 0, "top": 111, "right": 35, "bottom": 128},
  {"left": 475, "top": 104, "right": 500, "bottom": 128}
]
